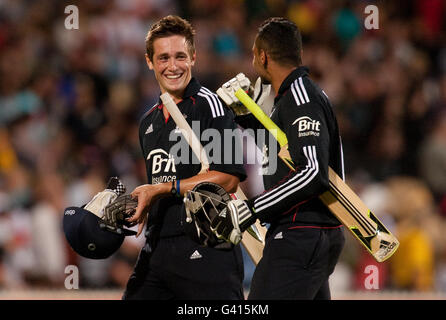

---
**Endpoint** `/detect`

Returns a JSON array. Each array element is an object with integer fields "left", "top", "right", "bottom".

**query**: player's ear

[
  {"left": 145, "top": 54, "right": 154, "bottom": 70},
  {"left": 190, "top": 51, "right": 196, "bottom": 66},
  {"left": 259, "top": 50, "right": 265, "bottom": 62},
  {"left": 260, "top": 50, "right": 268, "bottom": 69}
]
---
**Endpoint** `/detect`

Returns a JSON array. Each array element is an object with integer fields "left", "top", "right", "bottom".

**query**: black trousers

[
  {"left": 248, "top": 224, "right": 345, "bottom": 300},
  {"left": 122, "top": 234, "right": 244, "bottom": 300}
]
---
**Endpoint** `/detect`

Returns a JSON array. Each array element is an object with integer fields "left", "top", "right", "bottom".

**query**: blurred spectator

[
  {"left": 27, "top": 173, "right": 68, "bottom": 287},
  {"left": 419, "top": 103, "right": 446, "bottom": 215},
  {"left": 0, "top": 129, "right": 18, "bottom": 174},
  {"left": 385, "top": 177, "right": 440, "bottom": 291},
  {"left": 332, "top": 3, "right": 361, "bottom": 50},
  {"left": 352, "top": 182, "right": 394, "bottom": 291}
]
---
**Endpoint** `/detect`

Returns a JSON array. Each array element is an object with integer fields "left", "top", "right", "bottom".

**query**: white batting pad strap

[{"left": 84, "top": 190, "right": 118, "bottom": 218}]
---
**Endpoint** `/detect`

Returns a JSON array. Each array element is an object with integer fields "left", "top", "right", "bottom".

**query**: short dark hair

[
  {"left": 255, "top": 17, "right": 302, "bottom": 66},
  {"left": 145, "top": 15, "right": 196, "bottom": 61}
]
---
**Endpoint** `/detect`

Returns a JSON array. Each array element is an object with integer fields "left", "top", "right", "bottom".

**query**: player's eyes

[{"left": 157, "top": 55, "right": 186, "bottom": 62}]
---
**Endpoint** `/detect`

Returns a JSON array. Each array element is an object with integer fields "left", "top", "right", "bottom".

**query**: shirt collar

[
  {"left": 277, "top": 66, "right": 310, "bottom": 96},
  {"left": 183, "top": 77, "right": 201, "bottom": 98}
]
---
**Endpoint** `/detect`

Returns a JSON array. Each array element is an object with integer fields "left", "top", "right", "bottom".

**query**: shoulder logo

[
  {"left": 292, "top": 116, "right": 320, "bottom": 137},
  {"left": 64, "top": 209, "right": 76, "bottom": 216},
  {"left": 274, "top": 231, "right": 283, "bottom": 239},
  {"left": 190, "top": 250, "right": 203, "bottom": 260},
  {"left": 145, "top": 124, "right": 153, "bottom": 134}
]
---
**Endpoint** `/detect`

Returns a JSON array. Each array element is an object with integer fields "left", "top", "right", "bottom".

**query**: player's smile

[
  {"left": 165, "top": 74, "right": 182, "bottom": 79},
  {"left": 163, "top": 72, "right": 184, "bottom": 84}
]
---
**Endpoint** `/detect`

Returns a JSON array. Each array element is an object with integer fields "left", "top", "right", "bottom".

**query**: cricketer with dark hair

[
  {"left": 123, "top": 15, "right": 246, "bottom": 300},
  {"left": 213, "top": 17, "right": 346, "bottom": 299}
]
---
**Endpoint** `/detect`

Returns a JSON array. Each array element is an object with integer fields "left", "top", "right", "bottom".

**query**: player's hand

[
  {"left": 216, "top": 73, "right": 252, "bottom": 116},
  {"left": 129, "top": 184, "right": 160, "bottom": 237},
  {"left": 210, "top": 199, "right": 255, "bottom": 245}
]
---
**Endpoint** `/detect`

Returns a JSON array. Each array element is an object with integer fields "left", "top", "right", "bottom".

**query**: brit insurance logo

[
  {"left": 292, "top": 116, "right": 321, "bottom": 138},
  {"left": 147, "top": 148, "right": 176, "bottom": 184}
]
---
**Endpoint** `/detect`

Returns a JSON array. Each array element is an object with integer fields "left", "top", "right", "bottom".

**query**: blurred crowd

[{"left": 0, "top": 0, "right": 446, "bottom": 294}]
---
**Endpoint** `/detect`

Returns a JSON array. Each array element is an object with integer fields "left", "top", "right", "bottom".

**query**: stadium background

[{"left": 1, "top": 0, "right": 446, "bottom": 299}]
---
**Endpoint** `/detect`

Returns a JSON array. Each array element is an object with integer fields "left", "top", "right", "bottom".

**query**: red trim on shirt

[
  {"left": 281, "top": 199, "right": 308, "bottom": 216},
  {"left": 160, "top": 99, "right": 183, "bottom": 123},
  {"left": 259, "top": 169, "right": 295, "bottom": 196}
]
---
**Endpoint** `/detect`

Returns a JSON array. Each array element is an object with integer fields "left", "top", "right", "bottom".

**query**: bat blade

[
  {"left": 232, "top": 190, "right": 266, "bottom": 265},
  {"left": 160, "top": 93, "right": 209, "bottom": 174},
  {"left": 321, "top": 168, "right": 399, "bottom": 262}
]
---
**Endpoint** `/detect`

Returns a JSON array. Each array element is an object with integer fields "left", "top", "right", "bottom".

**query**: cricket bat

[
  {"left": 160, "top": 92, "right": 266, "bottom": 265},
  {"left": 234, "top": 89, "right": 399, "bottom": 262}
]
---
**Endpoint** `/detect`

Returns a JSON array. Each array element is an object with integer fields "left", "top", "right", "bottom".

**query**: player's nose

[{"left": 167, "top": 58, "right": 178, "bottom": 71}]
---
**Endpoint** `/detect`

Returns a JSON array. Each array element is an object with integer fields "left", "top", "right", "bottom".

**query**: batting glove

[
  {"left": 84, "top": 177, "right": 126, "bottom": 219},
  {"left": 210, "top": 199, "right": 256, "bottom": 245},
  {"left": 216, "top": 73, "right": 253, "bottom": 116},
  {"left": 252, "top": 77, "right": 274, "bottom": 115}
]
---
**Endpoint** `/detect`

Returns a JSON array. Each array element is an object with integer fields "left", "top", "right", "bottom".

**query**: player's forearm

[
  {"left": 249, "top": 156, "right": 329, "bottom": 222},
  {"left": 131, "top": 171, "right": 240, "bottom": 212},
  {"left": 150, "top": 171, "right": 240, "bottom": 199},
  {"left": 255, "top": 178, "right": 325, "bottom": 221},
  {"left": 177, "top": 170, "right": 240, "bottom": 195}
]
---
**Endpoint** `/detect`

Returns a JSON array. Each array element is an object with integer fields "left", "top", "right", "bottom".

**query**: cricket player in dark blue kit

[
  {"left": 122, "top": 15, "right": 246, "bottom": 300},
  {"left": 213, "top": 17, "right": 345, "bottom": 300}
]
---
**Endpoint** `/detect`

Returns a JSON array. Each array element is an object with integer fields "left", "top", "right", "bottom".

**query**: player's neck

[
  {"left": 161, "top": 91, "right": 184, "bottom": 119},
  {"left": 165, "top": 92, "right": 183, "bottom": 104},
  {"left": 269, "top": 64, "right": 297, "bottom": 94}
]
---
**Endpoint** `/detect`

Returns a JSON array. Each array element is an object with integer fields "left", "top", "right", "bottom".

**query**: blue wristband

[{"left": 176, "top": 179, "right": 181, "bottom": 196}]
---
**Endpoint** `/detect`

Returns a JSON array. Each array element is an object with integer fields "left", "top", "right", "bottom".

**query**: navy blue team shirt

[
  {"left": 240, "top": 66, "right": 345, "bottom": 227},
  {"left": 138, "top": 77, "right": 247, "bottom": 238}
]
